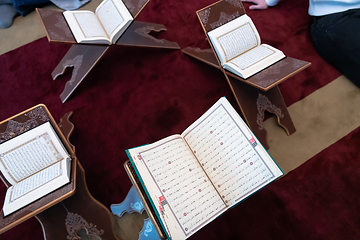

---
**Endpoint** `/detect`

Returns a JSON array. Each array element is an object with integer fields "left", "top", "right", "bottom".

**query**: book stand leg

[
  {"left": 52, "top": 21, "right": 180, "bottom": 103},
  {"left": 226, "top": 76, "right": 295, "bottom": 149},
  {"left": 52, "top": 44, "right": 109, "bottom": 103},
  {"left": 116, "top": 21, "right": 181, "bottom": 49},
  {"left": 36, "top": 162, "right": 119, "bottom": 240},
  {"left": 35, "top": 112, "right": 119, "bottom": 240}
]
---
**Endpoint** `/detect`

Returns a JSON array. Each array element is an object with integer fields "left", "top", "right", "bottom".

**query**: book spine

[{"left": 125, "top": 150, "right": 171, "bottom": 239}]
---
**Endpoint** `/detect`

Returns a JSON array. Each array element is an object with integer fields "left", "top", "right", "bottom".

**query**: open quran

[
  {"left": 0, "top": 122, "right": 71, "bottom": 216},
  {"left": 63, "top": 0, "right": 133, "bottom": 44},
  {"left": 207, "top": 14, "right": 285, "bottom": 79},
  {"left": 126, "top": 97, "right": 283, "bottom": 239}
]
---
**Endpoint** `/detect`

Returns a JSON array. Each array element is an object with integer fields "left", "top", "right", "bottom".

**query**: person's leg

[
  {"left": 12, "top": 0, "right": 50, "bottom": 16},
  {"left": 0, "top": 0, "right": 12, "bottom": 4},
  {"left": 0, "top": 0, "right": 89, "bottom": 28},
  {"left": 311, "top": 9, "right": 360, "bottom": 87},
  {"left": 0, "top": 0, "right": 18, "bottom": 28},
  {"left": 51, "top": 0, "right": 91, "bottom": 11},
  {"left": 0, "top": 0, "right": 50, "bottom": 28}
]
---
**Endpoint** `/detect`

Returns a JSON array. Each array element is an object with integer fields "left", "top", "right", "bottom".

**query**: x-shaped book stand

[
  {"left": 37, "top": 0, "right": 180, "bottom": 103},
  {"left": 0, "top": 106, "right": 119, "bottom": 240},
  {"left": 183, "top": 0, "right": 311, "bottom": 149}
]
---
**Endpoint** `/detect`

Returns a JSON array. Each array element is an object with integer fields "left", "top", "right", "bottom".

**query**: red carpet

[{"left": 0, "top": 0, "right": 345, "bottom": 239}]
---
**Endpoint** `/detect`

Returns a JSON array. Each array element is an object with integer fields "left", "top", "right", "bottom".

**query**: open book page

[
  {"left": 3, "top": 158, "right": 71, "bottom": 216},
  {"left": 227, "top": 44, "right": 277, "bottom": 71},
  {"left": 96, "top": 0, "right": 133, "bottom": 43},
  {"left": 127, "top": 135, "right": 227, "bottom": 240},
  {"left": 182, "top": 97, "right": 283, "bottom": 208},
  {"left": 63, "top": 10, "right": 110, "bottom": 44},
  {"left": 0, "top": 122, "right": 70, "bottom": 186},
  {"left": 208, "top": 14, "right": 261, "bottom": 65},
  {"left": 224, "top": 43, "right": 285, "bottom": 79}
]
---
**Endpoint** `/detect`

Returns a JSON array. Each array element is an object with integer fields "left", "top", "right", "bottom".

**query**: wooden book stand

[
  {"left": 37, "top": 0, "right": 180, "bottom": 103},
  {"left": 0, "top": 107, "right": 118, "bottom": 240},
  {"left": 184, "top": 0, "right": 311, "bottom": 149}
]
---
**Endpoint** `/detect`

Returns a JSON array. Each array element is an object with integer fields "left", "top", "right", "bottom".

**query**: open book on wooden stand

[
  {"left": 63, "top": 0, "right": 133, "bottom": 45},
  {"left": 36, "top": 0, "right": 180, "bottom": 103},
  {"left": 182, "top": 0, "right": 311, "bottom": 149},
  {"left": 125, "top": 97, "right": 283, "bottom": 240},
  {"left": 0, "top": 122, "right": 72, "bottom": 216},
  {"left": 207, "top": 11, "right": 285, "bottom": 79},
  {"left": 0, "top": 105, "right": 77, "bottom": 233},
  {"left": 0, "top": 109, "right": 119, "bottom": 240}
]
